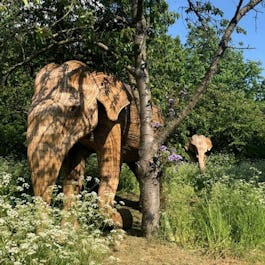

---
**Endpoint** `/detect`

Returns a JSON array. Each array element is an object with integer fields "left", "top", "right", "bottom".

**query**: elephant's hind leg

[{"left": 97, "top": 123, "right": 123, "bottom": 227}]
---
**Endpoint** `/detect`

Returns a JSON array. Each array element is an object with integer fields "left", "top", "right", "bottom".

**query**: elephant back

[{"left": 125, "top": 101, "right": 164, "bottom": 150}]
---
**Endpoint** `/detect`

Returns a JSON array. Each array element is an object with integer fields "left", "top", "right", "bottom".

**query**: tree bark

[{"left": 131, "top": 0, "right": 160, "bottom": 237}]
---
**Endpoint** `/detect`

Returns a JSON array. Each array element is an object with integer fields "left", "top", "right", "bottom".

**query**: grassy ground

[{"left": 104, "top": 192, "right": 264, "bottom": 265}]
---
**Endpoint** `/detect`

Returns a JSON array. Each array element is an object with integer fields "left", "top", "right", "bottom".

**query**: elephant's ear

[
  {"left": 190, "top": 134, "right": 200, "bottom": 147},
  {"left": 93, "top": 73, "right": 130, "bottom": 121}
]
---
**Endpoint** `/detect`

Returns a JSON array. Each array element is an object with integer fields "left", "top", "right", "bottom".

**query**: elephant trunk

[
  {"left": 27, "top": 119, "right": 65, "bottom": 204},
  {"left": 197, "top": 151, "right": 206, "bottom": 172},
  {"left": 28, "top": 146, "right": 63, "bottom": 204},
  {"left": 27, "top": 114, "right": 70, "bottom": 203}
]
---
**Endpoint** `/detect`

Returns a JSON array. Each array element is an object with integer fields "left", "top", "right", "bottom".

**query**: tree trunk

[
  {"left": 139, "top": 168, "right": 160, "bottom": 236},
  {"left": 131, "top": 0, "right": 160, "bottom": 237}
]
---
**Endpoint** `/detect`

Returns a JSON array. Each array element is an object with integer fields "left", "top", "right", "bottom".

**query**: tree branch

[
  {"left": 2, "top": 39, "right": 77, "bottom": 85},
  {"left": 186, "top": 0, "right": 208, "bottom": 29},
  {"left": 94, "top": 41, "right": 136, "bottom": 76},
  {"left": 228, "top": 45, "right": 256, "bottom": 50},
  {"left": 156, "top": 0, "right": 263, "bottom": 148},
  {"left": 51, "top": 1, "right": 74, "bottom": 29}
]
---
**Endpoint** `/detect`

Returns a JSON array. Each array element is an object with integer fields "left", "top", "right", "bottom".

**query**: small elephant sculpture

[
  {"left": 185, "top": 134, "right": 212, "bottom": 172},
  {"left": 27, "top": 60, "right": 163, "bottom": 228}
]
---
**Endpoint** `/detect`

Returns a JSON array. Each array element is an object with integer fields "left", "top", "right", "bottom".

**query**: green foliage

[
  {"left": 0, "top": 157, "right": 31, "bottom": 197},
  {"left": 0, "top": 83, "right": 31, "bottom": 157},
  {"left": 160, "top": 155, "right": 265, "bottom": 258},
  {"left": 0, "top": 157, "right": 123, "bottom": 264},
  {"left": 148, "top": 34, "right": 188, "bottom": 111},
  {"left": 173, "top": 46, "right": 265, "bottom": 156},
  {"left": 160, "top": 164, "right": 199, "bottom": 245},
  {"left": 194, "top": 182, "right": 265, "bottom": 255},
  {"left": 0, "top": 197, "right": 113, "bottom": 265},
  {"left": 185, "top": 84, "right": 265, "bottom": 156},
  {"left": 118, "top": 164, "right": 139, "bottom": 194},
  {"left": 148, "top": 21, "right": 265, "bottom": 159},
  {"left": 145, "top": 0, "right": 178, "bottom": 36},
  {"left": 1, "top": 0, "right": 176, "bottom": 81}
]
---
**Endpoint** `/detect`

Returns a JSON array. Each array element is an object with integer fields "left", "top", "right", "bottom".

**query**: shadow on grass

[{"left": 115, "top": 194, "right": 143, "bottom": 237}]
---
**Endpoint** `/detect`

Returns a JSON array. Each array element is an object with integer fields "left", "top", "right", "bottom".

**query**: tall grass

[
  {"left": 0, "top": 157, "right": 123, "bottom": 265},
  {"left": 160, "top": 154, "right": 265, "bottom": 258}
]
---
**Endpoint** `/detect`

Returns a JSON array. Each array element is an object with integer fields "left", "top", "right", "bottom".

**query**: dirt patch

[{"left": 104, "top": 235, "right": 255, "bottom": 265}]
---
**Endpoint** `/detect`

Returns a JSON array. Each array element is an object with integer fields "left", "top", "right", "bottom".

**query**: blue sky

[{"left": 167, "top": 0, "right": 265, "bottom": 77}]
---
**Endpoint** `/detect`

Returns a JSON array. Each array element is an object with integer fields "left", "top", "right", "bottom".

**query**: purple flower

[
  {"left": 160, "top": 145, "right": 167, "bottom": 151},
  {"left": 153, "top": 122, "right": 162, "bottom": 128},
  {"left": 168, "top": 154, "right": 183, "bottom": 162}
]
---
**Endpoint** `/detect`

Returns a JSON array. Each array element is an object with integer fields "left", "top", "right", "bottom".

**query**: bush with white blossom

[{"left": 0, "top": 157, "right": 123, "bottom": 265}]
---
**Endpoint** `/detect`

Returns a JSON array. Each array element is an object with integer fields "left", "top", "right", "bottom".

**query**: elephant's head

[
  {"left": 27, "top": 60, "right": 130, "bottom": 197},
  {"left": 188, "top": 134, "right": 212, "bottom": 172}
]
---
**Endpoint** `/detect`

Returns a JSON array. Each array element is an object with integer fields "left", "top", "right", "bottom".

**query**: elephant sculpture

[
  {"left": 185, "top": 134, "right": 212, "bottom": 172},
  {"left": 27, "top": 60, "right": 163, "bottom": 228}
]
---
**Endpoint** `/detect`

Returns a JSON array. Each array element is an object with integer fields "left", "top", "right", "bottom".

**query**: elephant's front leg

[
  {"left": 97, "top": 123, "right": 123, "bottom": 227},
  {"left": 61, "top": 145, "right": 86, "bottom": 228}
]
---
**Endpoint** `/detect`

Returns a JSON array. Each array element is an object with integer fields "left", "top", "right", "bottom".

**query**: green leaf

[{"left": 22, "top": 0, "right": 29, "bottom": 6}]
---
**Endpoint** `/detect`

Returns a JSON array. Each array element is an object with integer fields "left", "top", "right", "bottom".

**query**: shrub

[
  {"left": 0, "top": 157, "right": 31, "bottom": 198},
  {"left": 194, "top": 181, "right": 265, "bottom": 255},
  {"left": 83, "top": 155, "right": 140, "bottom": 194},
  {"left": 118, "top": 164, "right": 139, "bottom": 194},
  {"left": 0, "top": 196, "right": 117, "bottom": 265},
  {"left": 0, "top": 157, "right": 124, "bottom": 265},
  {"left": 160, "top": 155, "right": 265, "bottom": 258},
  {"left": 160, "top": 163, "right": 199, "bottom": 245}
]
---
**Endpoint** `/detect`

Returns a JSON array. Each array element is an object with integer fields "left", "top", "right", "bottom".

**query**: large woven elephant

[
  {"left": 27, "top": 60, "right": 163, "bottom": 228},
  {"left": 185, "top": 134, "right": 212, "bottom": 172}
]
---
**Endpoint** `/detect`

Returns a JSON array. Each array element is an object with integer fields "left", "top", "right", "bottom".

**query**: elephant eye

[
  {"left": 69, "top": 106, "right": 76, "bottom": 112},
  {"left": 68, "top": 105, "right": 80, "bottom": 114}
]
